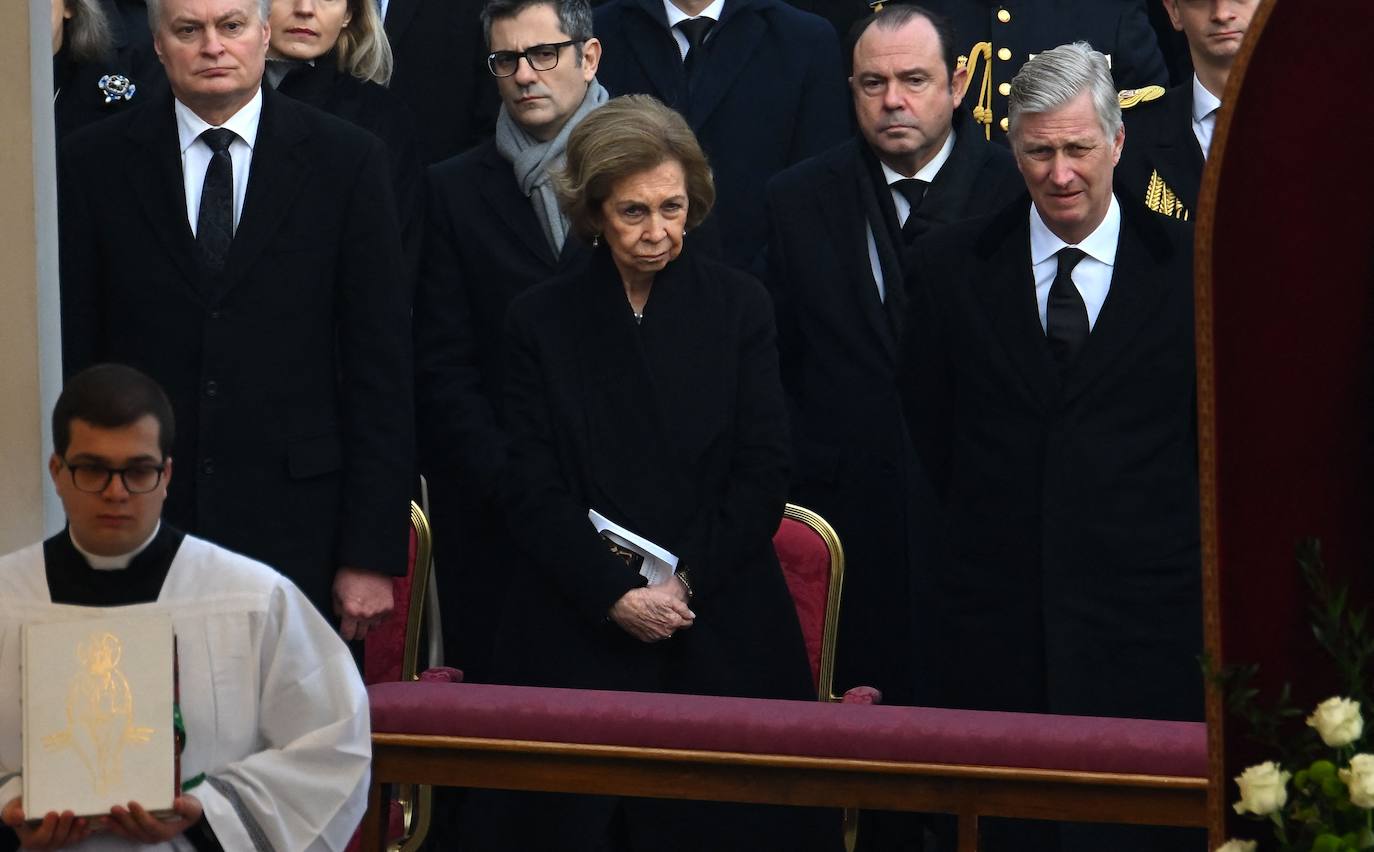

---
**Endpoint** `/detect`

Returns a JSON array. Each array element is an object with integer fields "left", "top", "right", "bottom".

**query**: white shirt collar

[
  {"left": 879, "top": 129, "right": 956, "bottom": 186},
  {"left": 1029, "top": 193, "right": 1121, "bottom": 268},
  {"left": 664, "top": 0, "right": 726, "bottom": 28},
  {"left": 70, "top": 522, "right": 162, "bottom": 571},
  {"left": 1191, "top": 73, "right": 1222, "bottom": 124},
  {"left": 175, "top": 88, "right": 264, "bottom": 156}
]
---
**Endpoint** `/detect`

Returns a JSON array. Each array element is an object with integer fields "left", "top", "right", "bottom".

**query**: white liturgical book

[{"left": 22, "top": 614, "right": 177, "bottom": 818}]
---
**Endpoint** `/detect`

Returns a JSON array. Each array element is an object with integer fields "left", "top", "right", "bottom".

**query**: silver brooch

[{"left": 97, "top": 74, "right": 136, "bottom": 105}]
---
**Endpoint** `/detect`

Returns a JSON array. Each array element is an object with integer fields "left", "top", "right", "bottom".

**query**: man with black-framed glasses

[
  {"left": 0, "top": 363, "right": 370, "bottom": 851},
  {"left": 414, "top": 0, "right": 608, "bottom": 691}
]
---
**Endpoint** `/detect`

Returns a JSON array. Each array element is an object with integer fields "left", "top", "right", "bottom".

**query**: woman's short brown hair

[{"left": 554, "top": 95, "right": 715, "bottom": 241}]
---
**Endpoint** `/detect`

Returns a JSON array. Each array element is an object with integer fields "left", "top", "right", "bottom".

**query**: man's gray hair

[
  {"left": 1007, "top": 41, "right": 1121, "bottom": 141},
  {"left": 147, "top": 0, "right": 270, "bottom": 31},
  {"left": 482, "top": 0, "right": 594, "bottom": 49}
]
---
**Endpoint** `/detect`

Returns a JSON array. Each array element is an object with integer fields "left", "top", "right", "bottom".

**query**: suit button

[
  {"left": 205, "top": 380, "right": 218, "bottom": 398},
  {"left": 1000, "top": 117, "right": 1010, "bottom": 132},
  {"left": 998, "top": 82, "right": 1011, "bottom": 96},
  {"left": 997, "top": 47, "right": 1012, "bottom": 61},
  {"left": 997, "top": 8, "right": 1011, "bottom": 22},
  {"left": 201, "top": 458, "right": 215, "bottom": 475},
  {"left": 209, "top": 309, "right": 221, "bottom": 320}
]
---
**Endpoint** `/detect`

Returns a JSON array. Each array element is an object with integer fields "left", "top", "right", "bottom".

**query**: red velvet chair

[
  {"left": 774, "top": 503, "right": 876, "bottom": 849},
  {"left": 354, "top": 502, "right": 460, "bottom": 852}
]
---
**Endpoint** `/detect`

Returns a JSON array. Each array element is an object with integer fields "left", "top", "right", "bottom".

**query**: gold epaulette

[{"left": 1118, "top": 85, "right": 1166, "bottom": 110}]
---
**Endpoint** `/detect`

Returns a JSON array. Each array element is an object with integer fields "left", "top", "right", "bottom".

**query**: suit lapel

[
  {"left": 619, "top": 0, "right": 683, "bottom": 105},
  {"left": 911, "top": 119, "right": 983, "bottom": 234},
  {"left": 847, "top": 146, "right": 901, "bottom": 357},
  {"left": 684, "top": 0, "right": 765, "bottom": 128},
  {"left": 478, "top": 144, "right": 561, "bottom": 267},
  {"left": 225, "top": 87, "right": 310, "bottom": 286},
  {"left": 971, "top": 204, "right": 1057, "bottom": 409},
  {"left": 124, "top": 96, "right": 203, "bottom": 293},
  {"left": 1061, "top": 198, "right": 1174, "bottom": 405}
]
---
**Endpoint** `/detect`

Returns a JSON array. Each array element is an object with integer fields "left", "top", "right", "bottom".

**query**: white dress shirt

[
  {"left": 175, "top": 90, "right": 263, "bottom": 236},
  {"left": 378, "top": 0, "right": 390, "bottom": 22},
  {"left": 866, "top": 131, "right": 956, "bottom": 302},
  {"left": 664, "top": 0, "right": 726, "bottom": 60},
  {"left": 1191, "top": 73, "right": 1221, "bottom": 160},
  {"left": 1029, "top": 194, "right": 1121, "bottom": 333}
]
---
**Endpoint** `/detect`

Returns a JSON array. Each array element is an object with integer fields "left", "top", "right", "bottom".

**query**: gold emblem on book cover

[{"left": 41, "top": 632, "right": 156, "bottom": 794}]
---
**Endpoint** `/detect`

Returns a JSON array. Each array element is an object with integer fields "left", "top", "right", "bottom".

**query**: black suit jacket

[
  {"left": 58, "top": 87, "right": 414, "bottom": 615},
  {"left": 902, "top": 194, "right": 1202, "bottom": 722},
  {"left": 764, "top": 123, "right": 1020, "bottom": 703},
  {"left": 276, "top": 58, "right": 426, "bottom": 288},
  {"left": 924, "top": 0, "right": 1167, "bottom": 144},
  {"left": 1118, "top": 82, "right": 1204, "bottom": 222},
  {"left": 384, "top": 0, "right": 498, "bottom": 163},
  {"left": 494, "top": 243, "right": 813, "bottom": 703},
  {"left": 594, "top": 0, "right": 850, "bottom": 266},
  {"left": 414, "top": 139, "right": 592, "bottom": 679}
]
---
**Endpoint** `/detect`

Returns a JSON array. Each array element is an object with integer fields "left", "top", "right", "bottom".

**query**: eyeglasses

[
  {"left": 61, "top": 459, "right": 166, "bottom": 494},
  {"left": 487, "top": 40, "right": 585, "bottom": 77}
]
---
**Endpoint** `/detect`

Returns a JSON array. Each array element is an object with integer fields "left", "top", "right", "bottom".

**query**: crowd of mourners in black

[{"left": 42, "top": 0, "right": 1255, "bottom": 849}]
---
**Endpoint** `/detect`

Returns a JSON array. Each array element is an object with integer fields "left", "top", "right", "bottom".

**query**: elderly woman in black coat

[{"left": 466, "top": 94, "right": 832, "bottom": 851}]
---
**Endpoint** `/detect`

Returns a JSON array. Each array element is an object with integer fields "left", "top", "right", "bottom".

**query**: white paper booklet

[
  {"left": 588, "top": 509, "right": 680, "bottom": 586},
  {"left": 23, "top": 613, "right": 177, "bottom": 818}
]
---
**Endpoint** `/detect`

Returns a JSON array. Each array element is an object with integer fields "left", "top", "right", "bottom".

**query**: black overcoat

[
  {"left": 58, "top": 87, "right": 414, "bottom": 616},
  {"left": 494, "top": 243, "right": 814, "bottom": 702},
  {"left": 764, "top": 124, "right": 1021, "bottom": 704},
  {"left": 414, "top": 138, "right": 592, "bottom": 680},
  {"left": 593, "top": 0, "right": 850, "bottom": 266},
  {"left": 901, "top": 194, "right": 1203, "bottom": 723}
]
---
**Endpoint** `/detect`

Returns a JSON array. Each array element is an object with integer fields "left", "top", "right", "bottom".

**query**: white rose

[
  {"left": 1339, "top": 753, "right": 1374, "bottom": 809},
  {"left": 1214, "top": 840, "right": 1257, "bottom": 852},
  {"left": 1307, "top": 696, "right": 1364, "bottom": 747},
  {"left": 1233, "top": 761, "right": 1290, "bottom": 816}
]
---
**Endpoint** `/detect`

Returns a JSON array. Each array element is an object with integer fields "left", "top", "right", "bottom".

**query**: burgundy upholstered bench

[{"left": 361, "top": 681, "right": 1208, "bottom": 852}]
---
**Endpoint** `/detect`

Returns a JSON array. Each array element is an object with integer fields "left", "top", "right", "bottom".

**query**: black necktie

[
  {"left": 1046, "top": 247, "right": 1089, "bottom": 368},
  {"left": 892, "top": 178, "right": 928, "bottom": 241},
  {"left": 196, "top": 128, "right": 237, "bottom": 270},
  {"left": 677, "top": 17, "right": 715, "bottom": 81}
]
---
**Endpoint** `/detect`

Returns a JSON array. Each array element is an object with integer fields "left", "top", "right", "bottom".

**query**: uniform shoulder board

[{"left": 1118, "top": 85, "right": 1166, "bottom": 110}]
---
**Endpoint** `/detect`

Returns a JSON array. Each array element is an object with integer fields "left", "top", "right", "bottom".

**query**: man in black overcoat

[
  {"left": 592, "top": 0, "right": 851, "bottom": 266},
  {"left": 901, "top": 42, "right": 1203, "bottom": 852},
  {"left": 766, "top": 4, "right": 1020, "bottom": 710},
  {"left": 922, "top": 0, "right": 1167, "bottom": 145},
  {"left": 383, "top": 0, "right": 500, "bottom": 163},
  {"left": 1117, "top": 0, "right": 1258, "bottom": 222},
  {"left": 58, "top": 0, "right": 413, "bottom": 640},
  {"left": 414, "top": 0, "right": 605, "bottom": 682}
]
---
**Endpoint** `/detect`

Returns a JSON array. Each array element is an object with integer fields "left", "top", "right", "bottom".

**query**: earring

[{"left": 591, "top": 233, "right": 600, "bottom": 247}]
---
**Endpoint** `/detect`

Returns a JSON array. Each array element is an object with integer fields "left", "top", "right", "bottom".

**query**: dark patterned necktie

[
  {"left": 196, "top": 128, "right": 236, "bottom": 270},
  {"left": 677, "top": 17, "right": 715, "bottom": 81},
  {"left": 1046, "top": 247, "right": 1089, "bottom": 368},
  {"left": 892, "top": 178, "right": 928, "bottom": 241}
]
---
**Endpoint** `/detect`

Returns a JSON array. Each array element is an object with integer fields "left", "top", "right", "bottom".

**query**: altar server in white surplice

[{"left": 0, "top": 364, "right": 370, "bottom": 851}]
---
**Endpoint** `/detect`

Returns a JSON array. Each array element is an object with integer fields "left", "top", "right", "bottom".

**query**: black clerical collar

[{"left": 44, "top": 523, "right": 186, "bottom": 606}]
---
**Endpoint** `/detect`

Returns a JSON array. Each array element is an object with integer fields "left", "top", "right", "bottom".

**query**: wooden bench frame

[{"left": 361, "top": 732, "right": 1208, "bottom": 852}]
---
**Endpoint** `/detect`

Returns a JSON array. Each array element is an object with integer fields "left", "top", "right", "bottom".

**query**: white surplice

[{"left": 0, "top": 534, "right": 370, "bottom": 851}]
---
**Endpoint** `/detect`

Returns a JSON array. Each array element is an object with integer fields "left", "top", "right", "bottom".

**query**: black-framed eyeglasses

[
  {"left": 61, "top": 459, "right": 166, "bottom": 494},
  {"left": 487, "top": 40, "right": 585, "bottom": 77}
]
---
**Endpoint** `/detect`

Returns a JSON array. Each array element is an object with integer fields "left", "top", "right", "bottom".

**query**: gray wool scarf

[{"left": 494, "top": 78, "right": 609, "bottom": 257}]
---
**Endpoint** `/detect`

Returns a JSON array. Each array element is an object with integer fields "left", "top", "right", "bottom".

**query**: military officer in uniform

[
  {"left": 908, "top": 0, "right": 1168, "bottom": 145},
  {"left": 1117, "top": 0, "right": 1258, "bottom": 222}
]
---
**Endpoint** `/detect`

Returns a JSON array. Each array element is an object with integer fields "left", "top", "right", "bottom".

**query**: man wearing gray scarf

[{"left": 414, "top": 0, "right": 608, "bottom": 723}]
